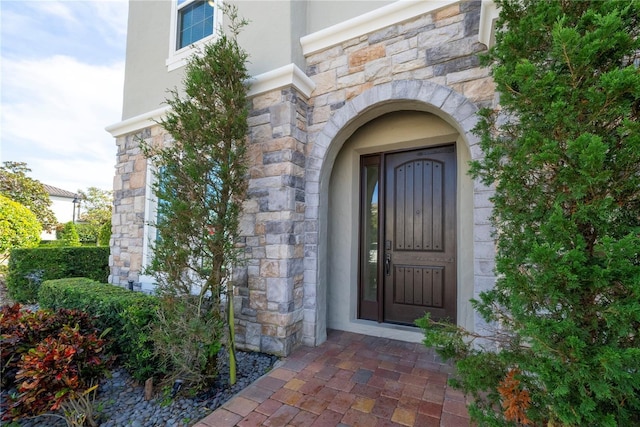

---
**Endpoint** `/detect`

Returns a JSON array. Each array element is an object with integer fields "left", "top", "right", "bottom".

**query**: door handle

[{"left": 385, "top": 253, "right": 391, "bottom": 276}]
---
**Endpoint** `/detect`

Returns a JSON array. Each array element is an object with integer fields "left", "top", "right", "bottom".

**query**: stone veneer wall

[
  {"left": 110, "top": 0, "right": 497, "bottom": 356},
  {"left": 300, "top": 1, "right": 495, "bottom": 346},
  {"left": 233, "top": 88, "right": 310, "bottom": 354},
  {"left": 110, "top": 126, "right": 168, "bottom": 287}
]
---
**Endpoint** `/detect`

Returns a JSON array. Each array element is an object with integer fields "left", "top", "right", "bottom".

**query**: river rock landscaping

[{"left": 1, "top": 348, "right": 279, "bottom": 427}]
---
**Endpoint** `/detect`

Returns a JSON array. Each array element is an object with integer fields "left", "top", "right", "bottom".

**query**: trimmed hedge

[
  {"left": 7, "top": 246, "right": 109, "bottom": 302},
  {"left": 38, "top": 278, "right": 161, "bottom": 382}
]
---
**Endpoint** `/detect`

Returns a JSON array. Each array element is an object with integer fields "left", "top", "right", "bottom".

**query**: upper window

[
  {"left": 166, "top": 0, "right": 221, "bottom": 71},
  {"left": 177, "top": 0, "right": 215, "bottom": 50}
]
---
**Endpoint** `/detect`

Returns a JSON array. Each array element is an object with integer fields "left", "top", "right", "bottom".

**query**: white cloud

[
  {"left": 1, "top": 55, "right": 124, "bottom": 191},
  {"left": 91, "top": 1, "right": 129, "bottom": 40},
  {"left": 38, "top": 1, "right": 79, "bottom": 24},
  {"left": 0, "top": 0, "right": 129, "bottom": 192}
]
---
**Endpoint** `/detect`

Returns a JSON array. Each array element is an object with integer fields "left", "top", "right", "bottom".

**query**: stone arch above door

[{"left": 301, "top": 80, "right": 495, "bottom": 347}]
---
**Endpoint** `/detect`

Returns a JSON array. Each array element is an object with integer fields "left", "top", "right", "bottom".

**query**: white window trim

[
  {"left": 479, "top": 0, "right": 499, "bottom": 47},
  {"left": 166, "top": 0, "right": 224, "bottom": 72},
  {"left": 140, "top": 159, "right": 215, "bottom": 298},
  {"left": 139, "top": 160, "right": 159, "bottom": 291}
]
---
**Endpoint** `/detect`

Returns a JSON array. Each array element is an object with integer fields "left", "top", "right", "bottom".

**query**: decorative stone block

[
  {"left": 312, "top": 70, "right": 338, "bottom": 96},
  {"left": 364, "top": 57, "right": 392, "bottom": 81},
  {"left": 425, "top": 36, "right": 485, "bottom": 65},
  {"left": 349, "top": 44, "right": 386, "bottom": 70},
  {"left": 434, "top": 4, "right": 459, "bottom": 21}
]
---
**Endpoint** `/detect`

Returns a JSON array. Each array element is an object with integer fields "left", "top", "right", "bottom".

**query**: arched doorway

[
  {"left": 302, "top": 80, "right": 487, "bottom": 347},
  {"left": 326, "top": 110, "right": 471, "bottom": 339}
]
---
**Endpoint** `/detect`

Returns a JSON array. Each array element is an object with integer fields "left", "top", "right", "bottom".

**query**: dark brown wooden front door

[
  {"left": 384, "top": 146, "right": 457, "bottom": 324},
  {"left": 358, "top": 145, "right": 457, "bottom": 325}
]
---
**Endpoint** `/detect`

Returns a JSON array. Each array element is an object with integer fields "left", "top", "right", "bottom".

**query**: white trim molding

[
  {"left": 105, "top": 106, "right": 170, "bottom": 138},
  {"left": 300, "top": 0, "right": 458, "bottom": 57},
  {"left": 247, "top": 63, "right": 316, "bottom": 99},
  {"left": 479, "top": 0, "right": 499, "bottom": 47}
]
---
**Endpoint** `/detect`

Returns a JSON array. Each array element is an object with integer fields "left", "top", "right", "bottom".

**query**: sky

[{"left": 1, "top": 0, "right": 129, "bottom": 194}]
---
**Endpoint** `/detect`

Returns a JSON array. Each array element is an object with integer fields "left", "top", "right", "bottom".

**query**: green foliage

[
  {"left": 54, "top": 222, "right": 100, "bottom": 245},
  {"left": 0, "top": 304, "right": 111, "bottom": 421},
  {"left": 59, "top": 221, "right": 81, "bottom": 247},
  {"left": 74, "top": 222, "right": 100, "bottom": 244},
  {"left": 420, "top": 1, "right": 640, "bottom": 425},
  {"left": 77, "top": 187, "right": 113, "bottom": 229},
  {"left": 0, "top": 194, "right": 41, "bottom": 262},
  {"left": 38, "top": 278, "right": 161, "bottom": 382},
  {"left": 59, "top": 383, "right": 100, "bottom": 427},
  {"left": 0, "top": 162, "right": 57, "bottom": 232},
  {"left": 150, "top": 296, "right": 224, "bottom": 390},
  {"left": 7, "top": 247, "right": 109, "bottom": 303},
  {"left": 141, "top": 4, "right": 250, "bottom": 388},
  {"left": 97, "top": 219, "right": 112, "bottom": 246}
]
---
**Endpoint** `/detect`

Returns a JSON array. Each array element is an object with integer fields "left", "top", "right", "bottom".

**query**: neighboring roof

[{"left": 43, "top": 184, "right": 77, "bottom": 199}]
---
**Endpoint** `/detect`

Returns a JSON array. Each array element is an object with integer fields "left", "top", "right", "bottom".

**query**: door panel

[
  {"left": 384, "top": 146, "right": 456, "bottom": 324},
  {"left": 393, "top": 265, "right": 443, "bottom": 307}
]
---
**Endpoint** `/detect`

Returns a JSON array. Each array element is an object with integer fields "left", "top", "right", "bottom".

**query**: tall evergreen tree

[
  {"left": 418, "top": 1, "right": 640, "bottom": 425},
  {"left": 142, "top": 5, "right": 249, "bottom": 388}
]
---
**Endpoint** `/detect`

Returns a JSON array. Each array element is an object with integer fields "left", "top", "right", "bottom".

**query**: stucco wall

[
  {"left": 121, "top": 1, "right": 394, "bottom": 120},
  {"left": 306, "top": 1, "right": 394, "bottom": 33},
  {"left": 122, "top": 1, "right": 179, "bottom": 120}
]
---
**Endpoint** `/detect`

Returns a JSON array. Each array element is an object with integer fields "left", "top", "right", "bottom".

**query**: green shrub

[
  {"left": 151, "top": 296, "right": 224, "bottom": 390},
  {"left": 419, "top": 1, "right": 640, "bottom": 425},
  {"left": 38, "top": 278, "right": 161, "bottom": 381},
  {"left": 59, "top": 221, "right": 81, "bottom": 247},
  {"left": 74, "top": 222, "right": 99, "bottom": 244},
  {"left": 6, "top": 247, "right": 109, "bottom": 302},
  {"left": 0, "top": 194, "right": 41, "bottom": 262},
  {"left": 97, "top": 219, "right": 111, "bottom": 246}
]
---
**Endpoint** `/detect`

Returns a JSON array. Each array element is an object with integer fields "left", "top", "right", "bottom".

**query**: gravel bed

[{"left": 1, "top": 349, "right": 280, "bottom": 427}]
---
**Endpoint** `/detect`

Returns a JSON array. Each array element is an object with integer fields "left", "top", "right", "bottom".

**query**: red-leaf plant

[
  {"left": 2, "top": 309, "right": 112, "bottom": 421},
  {"left": 1, "top": 304, "right": 98, "bottom": 388},
  {"left": 7, "top": 324, "right": 111, "bottom": 419}
]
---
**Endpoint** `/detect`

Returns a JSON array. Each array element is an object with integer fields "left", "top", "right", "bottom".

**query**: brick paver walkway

[{"left": 194, "top": 330, "right": 470, "bottom": 427}]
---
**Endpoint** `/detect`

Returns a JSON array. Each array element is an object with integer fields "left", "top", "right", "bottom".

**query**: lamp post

[{"left": 72, "top": 194, "right": 79, "bottom": 223}]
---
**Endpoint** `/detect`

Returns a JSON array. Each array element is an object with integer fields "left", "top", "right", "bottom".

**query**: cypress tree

[{"left": 142, "top": 4, "right": 249, "bottom": 388}]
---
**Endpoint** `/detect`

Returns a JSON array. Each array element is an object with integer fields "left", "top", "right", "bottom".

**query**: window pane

[
  {"left": 191, "top": 3, "right": 204, "bottom": 23},
  {"left": 362, "top": 164, "right": 379, "bottom": 302},
  {"left": 178, "top": 1, "right": 214, "bottom": 49},
  {"left": 182, "top": 7, "right": 193, "bottom": 27},
  {"left": 192, "top": 22, "right": 205, "bottom": 42}
]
